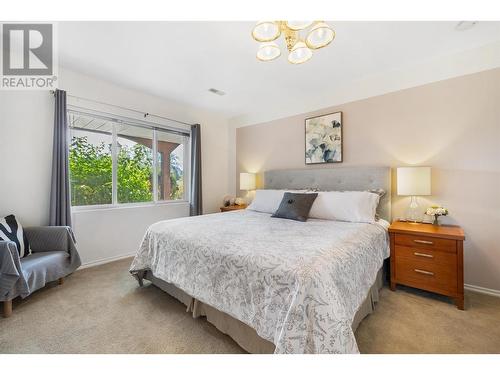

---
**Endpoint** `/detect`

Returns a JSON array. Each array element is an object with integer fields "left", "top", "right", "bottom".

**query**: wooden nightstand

[
  {"left": 220, "top": 204, "right": 247, "bottom": 212},
  {"left": 388, "top": 221, "right": 465, "bottom": 310}
]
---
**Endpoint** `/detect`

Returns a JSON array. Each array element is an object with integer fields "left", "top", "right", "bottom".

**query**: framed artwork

[{"left": 305, "top": 111, "right": 343, "bottom": 164}]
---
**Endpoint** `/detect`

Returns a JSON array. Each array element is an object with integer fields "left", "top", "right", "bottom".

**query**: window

[
  {"left": 156, "top": 130, "right": 187, "bottom": 201},
  {"left": 69, "top": 115, "right": 113, "bottom": 206},
  {"left": 68, "top": 110, "right": 189, "bottom": 208},
  {"left": 116, "top": 124, "right": 154, "bottom": 204}
]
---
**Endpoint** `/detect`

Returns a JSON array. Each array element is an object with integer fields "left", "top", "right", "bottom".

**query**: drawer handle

[
  {"left": 414, "top": 252, "right": 434, "bottom": 258},
  {"left": 414, "top": 239, "right": 434, "bottom": 245},
  {"left": 414, "top": 269, "right": 434, "bottom": 276}
]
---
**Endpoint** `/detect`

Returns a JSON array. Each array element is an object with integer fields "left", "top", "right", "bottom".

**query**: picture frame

[{"left": 305, "top": 111, "right": 343, "bottom": 164}]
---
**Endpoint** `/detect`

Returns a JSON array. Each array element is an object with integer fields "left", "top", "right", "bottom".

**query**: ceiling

[{"left": 59, "top": 21, "right": 500, "bottom": 125}]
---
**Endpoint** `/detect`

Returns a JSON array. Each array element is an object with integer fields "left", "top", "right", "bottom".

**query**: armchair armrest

[
  {"left": 25, "top": 226, "right": 76, "bottom": 253},
  {"left": 0, "top": 240, "right": 21, "bottom": 271},
  {"left": 0, "top": 240, "right": 29, "bottom": 301}
]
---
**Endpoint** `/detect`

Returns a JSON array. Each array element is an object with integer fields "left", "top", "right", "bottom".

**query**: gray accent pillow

[{"left": 272, "top": 192, "right": 318, "bottom": 222}]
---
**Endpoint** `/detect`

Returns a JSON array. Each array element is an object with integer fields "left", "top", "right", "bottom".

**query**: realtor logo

[{"left": 1, "top": 23, "right": 58, "bottom": 89}]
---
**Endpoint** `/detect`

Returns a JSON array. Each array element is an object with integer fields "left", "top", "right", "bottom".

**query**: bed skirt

[{"left": 144, "top": 268, "right": 383, "bottom": 354}]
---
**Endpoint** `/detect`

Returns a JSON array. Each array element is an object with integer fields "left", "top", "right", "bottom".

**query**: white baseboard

[
  {"left": 79, "top": 252, "right": 136, "bottom": 270},
  {"left": 465, "top": 284, "right": 500, "bottom": 298}
]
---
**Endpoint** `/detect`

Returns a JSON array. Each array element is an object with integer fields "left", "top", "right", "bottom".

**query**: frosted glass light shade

[
  {"left": 240, "top": 173, "right": 256, "bottom": 190},
  {"left": 288, "top": 41, "right": 312, "bottom": 64},
  {"left": 306, "top": 22, "right": 335, "bottom": 49},
  {"left": 252, "top": 21, "right": 280, "bottom": 42},
  {"left": 256, "top": 42, "right": 281, "bottom": 61},
  {"left": 397, "top": 167, "right": 431, "bottom": 196},
  {"left": 286, "top": 21, "right": 313, "bottom": 31}
]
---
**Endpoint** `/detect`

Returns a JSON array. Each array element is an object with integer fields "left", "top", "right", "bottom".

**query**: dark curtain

[
  {"left": 49, "top": 89, "right": 72, "bottom": 227},
  {"left": 190, "top": 123, "right": 202, "bottom": 216}
]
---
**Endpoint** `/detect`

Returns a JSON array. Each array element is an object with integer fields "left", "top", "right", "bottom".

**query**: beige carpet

[{"left": 1, "top": 257, "right": 499, "bottom": 354}]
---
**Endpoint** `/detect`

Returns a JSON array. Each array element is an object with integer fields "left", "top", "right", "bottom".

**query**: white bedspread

[{"left": 130, "top": 210, "right": 389, "bottom": 354}]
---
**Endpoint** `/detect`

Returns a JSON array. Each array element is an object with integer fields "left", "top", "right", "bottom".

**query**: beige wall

[{"left": 236, "top": 68, "right": 500, "bottom": 292}]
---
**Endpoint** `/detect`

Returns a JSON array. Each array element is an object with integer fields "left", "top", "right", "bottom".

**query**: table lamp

[
  {"left": 397, "top": 167, "right": 431, "bottom": 222},
  {"left": 240, "top": 172, "right": 256, "bottom": 204}
]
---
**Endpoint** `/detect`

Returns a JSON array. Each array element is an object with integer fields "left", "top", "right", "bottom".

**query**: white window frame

[{"left": 68, "top": 108, "right": 191, "bottom": 211}]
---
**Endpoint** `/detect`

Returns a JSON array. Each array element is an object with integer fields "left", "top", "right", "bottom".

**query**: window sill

[{"left": 71, "top": 200, "right": 189, "bottom": 213}]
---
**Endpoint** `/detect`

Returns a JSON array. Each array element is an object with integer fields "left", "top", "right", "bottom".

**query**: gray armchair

[{"left": 0, "top": 226, "right": 81, "bottom": 317}]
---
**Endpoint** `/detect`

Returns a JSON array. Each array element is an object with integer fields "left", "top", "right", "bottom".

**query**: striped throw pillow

[{"left": 0, "top": 214, "right": 32, "bottom": 258}]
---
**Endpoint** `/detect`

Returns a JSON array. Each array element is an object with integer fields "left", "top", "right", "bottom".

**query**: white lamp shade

[
  {"left": 397, "top": 167, "right": 431, "bottom": 196},
  {"left": 240, "top": 173, "right": 256, "bottom": 190}
]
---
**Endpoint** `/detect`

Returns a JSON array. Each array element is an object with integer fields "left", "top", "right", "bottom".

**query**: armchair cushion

[
  {"left": 0, "top": 215, "right": 31, "bottom": 258},
  {"left": 21, "top": 251, "right": 69, "bottom": 289}
]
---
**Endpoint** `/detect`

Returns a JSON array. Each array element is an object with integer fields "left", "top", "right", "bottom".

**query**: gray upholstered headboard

[{"left": 263, "top": 166, "right": 392, "bottom": 222}]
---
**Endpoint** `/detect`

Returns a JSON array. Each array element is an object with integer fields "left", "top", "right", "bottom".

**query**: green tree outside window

[{"left": 69, "top": 136, "right": 183, "bottom": 206}]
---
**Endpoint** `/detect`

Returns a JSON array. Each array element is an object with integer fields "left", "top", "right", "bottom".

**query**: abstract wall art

[{"left": 305, "top": 111, "right": 343, "bottom": 164}]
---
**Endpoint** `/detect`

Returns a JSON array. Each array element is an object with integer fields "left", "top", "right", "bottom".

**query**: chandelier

[{"left": 251, "top": 21, "right": 335, "bottom": 64}]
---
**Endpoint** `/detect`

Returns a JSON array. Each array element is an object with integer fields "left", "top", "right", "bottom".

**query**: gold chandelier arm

[{"left": 284, "top": 27, "right": 298, "bottom": 51}]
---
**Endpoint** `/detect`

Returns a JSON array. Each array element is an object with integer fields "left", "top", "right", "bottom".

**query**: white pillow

[
  {"left": 247, "top": 189, "right": 306, "bottom": 214},
  {"left": 308, "top": 191, "right": 380, "bottom": 223}
]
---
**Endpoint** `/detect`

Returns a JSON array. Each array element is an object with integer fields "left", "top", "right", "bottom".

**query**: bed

[{"left": 130, "top": 167, "right": 391, "bottom": 354}]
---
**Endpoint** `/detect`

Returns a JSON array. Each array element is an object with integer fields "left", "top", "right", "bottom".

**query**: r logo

[{"left": 2, "top": 23, "right": 53, "bottom": 76}]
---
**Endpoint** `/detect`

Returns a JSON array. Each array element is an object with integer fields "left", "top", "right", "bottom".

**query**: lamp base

[
  {"left": 405, "top": 196, "right": 422, "bottom": 222},
  {"left": 242, "top": 190, "right": 252, "bottom": 205}
]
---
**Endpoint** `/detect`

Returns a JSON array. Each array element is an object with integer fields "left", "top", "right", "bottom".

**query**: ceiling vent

[
  {"left": 208, "top": 88, "right": 226, "bottom": 96},
  {"left": 455, "top": 21, "right": 478, "bottom": 31}
]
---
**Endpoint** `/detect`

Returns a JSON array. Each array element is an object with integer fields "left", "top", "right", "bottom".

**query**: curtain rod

[
  {"left": 49, "top": 90, "right": 194, "bottom": 127},
  {"left": 67, "top": 106, "right": 191, "bottom": 137}
]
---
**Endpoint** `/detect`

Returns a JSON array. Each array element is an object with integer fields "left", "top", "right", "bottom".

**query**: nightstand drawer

[
  {"left": 395, "top": 233, "right": 456, "bottom": 253},
  {"left": 395, "top": 245, "right": 456, "bottom": 266},
  {"left": 395, "top": 256, "right": 457, "bottom": 294}
]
